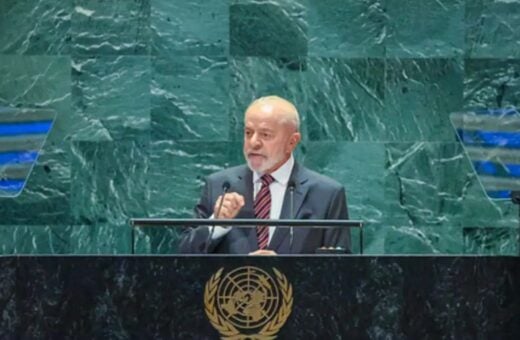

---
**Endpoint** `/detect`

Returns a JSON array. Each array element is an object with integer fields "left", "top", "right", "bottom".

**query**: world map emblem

[{"left": 204, "top": 266, "right": 293, "bottom": 340}]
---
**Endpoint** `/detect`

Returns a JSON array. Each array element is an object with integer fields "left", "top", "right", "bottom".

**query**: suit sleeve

[
  {"left": 322, "top": 186, "right": 352, "bottom": 253},
  {"left": 178, "top": 179, "right": 220, "bottom": 253}
]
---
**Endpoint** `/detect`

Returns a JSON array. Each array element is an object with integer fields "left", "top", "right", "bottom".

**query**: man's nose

[{"left": 250, "top": 133, "right": 262, "bottom": 148}]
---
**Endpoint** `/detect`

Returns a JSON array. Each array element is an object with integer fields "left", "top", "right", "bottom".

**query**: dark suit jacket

[{"left": 178, "top": 162, "right": 351, "bottom": 254}]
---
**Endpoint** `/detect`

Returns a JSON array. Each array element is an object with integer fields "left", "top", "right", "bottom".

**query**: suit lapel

[{"left": 269, "top": 162, "right": 309, "bottom": 252}]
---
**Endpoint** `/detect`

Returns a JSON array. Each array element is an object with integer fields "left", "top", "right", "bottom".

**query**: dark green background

[{"left": 0, "top": 0, "right": 519, "bottom": 255}]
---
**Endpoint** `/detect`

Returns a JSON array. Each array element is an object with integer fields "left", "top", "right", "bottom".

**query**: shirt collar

[{"left": 253, "top": 154, "right": 294, "bottom": 186}]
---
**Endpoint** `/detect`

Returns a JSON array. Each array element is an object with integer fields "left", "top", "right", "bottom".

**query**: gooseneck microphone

[
  {"left": 288, "top": 180, "right": 296, "bottom": 254},
  {"left": 215, "top": 181, "right": 231, "bottom": 218},
  {"left": 205, "top": 181, "right": 231, "bottom": 254}
]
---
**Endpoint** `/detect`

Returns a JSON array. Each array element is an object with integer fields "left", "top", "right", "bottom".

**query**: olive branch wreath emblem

[{"left": 204, "top": 267, "right": 293, "bottom": 340}]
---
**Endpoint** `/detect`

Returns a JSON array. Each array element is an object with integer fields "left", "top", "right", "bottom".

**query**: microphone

[
  {"left": 205, "top": 180, "right": 231, "bottom": 253},
  {"left": 215, "top": 181, "right": 231, "bottom": 218},
  {"left": 288, "top": 180, "right": 296, "bottom": 254}
]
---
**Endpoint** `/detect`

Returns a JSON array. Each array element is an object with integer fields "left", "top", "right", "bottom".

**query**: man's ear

[{"left": 288, "top": 132, "right": 301, "bottom": 151}]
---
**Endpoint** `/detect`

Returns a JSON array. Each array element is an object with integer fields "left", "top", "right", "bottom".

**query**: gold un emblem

[{"left": 204, "top": 266, "right": 293, "bottom": 340}]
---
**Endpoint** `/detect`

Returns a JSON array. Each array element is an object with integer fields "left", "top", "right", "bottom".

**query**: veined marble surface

[{"left": 0, "top": 0, "right": 519, "bottom": 255}]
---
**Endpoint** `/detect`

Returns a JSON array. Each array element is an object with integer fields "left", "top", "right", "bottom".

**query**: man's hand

[
  {"left": 249, "top": 249, "right": 277, "bottom": 256},
  {"left": 214, "top": 192, "right": 245, "bottom": 219}
]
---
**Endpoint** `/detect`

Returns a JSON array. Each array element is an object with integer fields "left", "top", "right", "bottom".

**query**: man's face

[{"left": 243, "top": 103, "right": 300, "bottom": 174}]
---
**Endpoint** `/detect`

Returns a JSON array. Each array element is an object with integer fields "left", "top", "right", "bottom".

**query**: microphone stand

[
  {"left": 204, "top": 182, "right": 230, "bottom": 254},
  {"left": 288, "top": 182, "right": 295, "bottom": 254}
]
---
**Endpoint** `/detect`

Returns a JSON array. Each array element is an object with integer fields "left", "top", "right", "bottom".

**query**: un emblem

[{"left": 204, "top": 266, "right": 293, "bottom": 339}]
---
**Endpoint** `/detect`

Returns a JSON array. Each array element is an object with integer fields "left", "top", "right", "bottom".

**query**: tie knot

[{"left": 260, "top": 174, "right": 275, "bottom": 186}]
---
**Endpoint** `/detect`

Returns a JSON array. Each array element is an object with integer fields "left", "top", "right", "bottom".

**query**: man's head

[{"left": 243, "top": 95, "right": 301, "bottom": 174}]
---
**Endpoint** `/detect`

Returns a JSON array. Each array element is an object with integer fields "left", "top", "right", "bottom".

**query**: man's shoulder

[
  {"left": 207, "top": 164, "right": 249, "bottom": 182},
  {"left": 299, "top": 164, "right": 344, "bottom": 191}
]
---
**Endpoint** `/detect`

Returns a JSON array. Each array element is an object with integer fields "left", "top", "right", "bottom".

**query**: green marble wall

[{"left": 0, "top": 0, "right": 518, "bottom": 255}]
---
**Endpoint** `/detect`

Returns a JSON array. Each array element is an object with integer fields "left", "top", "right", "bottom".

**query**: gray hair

[{"left": 249, "top": 95, "right": 300, "bottom": 131}]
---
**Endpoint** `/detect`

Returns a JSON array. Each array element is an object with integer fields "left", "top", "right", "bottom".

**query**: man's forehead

[
  {"left": 246, "top": 102, "right": 276, "bottom": 116},
  {"left": 246, "top": 101, "right": 290, "bottom": 121},
  {"left": 244, "top": 116, "right": 277, "bottom": 128},
  {"left": 244, "top": 99, "right": 298, "bottom": 130},
  {"left": 245, "top": 110, "right": 279, "bottom": 124},
  {"left": 258, "top": 103, "right": 274, "bottom": 113}
]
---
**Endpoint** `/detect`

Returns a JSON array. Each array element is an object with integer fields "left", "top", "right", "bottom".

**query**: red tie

[{"left": 255, "top": 174, "right": 274, "bottom": 249}]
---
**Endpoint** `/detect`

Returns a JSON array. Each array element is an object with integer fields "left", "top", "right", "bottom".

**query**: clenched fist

[{"left": 214, "top": 192, "right": 245, "bottom": 219}]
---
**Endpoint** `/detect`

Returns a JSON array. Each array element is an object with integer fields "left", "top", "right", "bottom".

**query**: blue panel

[
  {"left": 0, "top": 121, "right": 53, "bottom": 136},
  {"left": 0, "top": 108, "right": 56, "bottom": 198},
  {"left": 452, "top": 107, "right": 520, "bottom": 200},
  {"left": 0, "top": 151, "right": 39, "bottom": 165},
  {"left": 457, "top": 129, "right": 520, "bottom": 148},
  {"left": 0, "top": 179, "right": 25, "bottom": 193},
  {"left": 506, "top": 163, "right": 520, "bottom": 176},
  {"left": 473, "top": 160, "right": 498, "bottom": 176},
  {"left": 485, "top": 190, "right": 512, "bottom": 199}
]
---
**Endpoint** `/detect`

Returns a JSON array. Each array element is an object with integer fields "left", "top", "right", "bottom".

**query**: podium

[
  {"left": 130, "top": 218, "right": 365, "bottom": 254},
  {"left": 2, "top": 255, "right": 518, "bottom": 338}
]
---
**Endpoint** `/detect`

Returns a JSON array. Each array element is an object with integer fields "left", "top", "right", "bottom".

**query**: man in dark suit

[{"left": 178, "top": 96, "right": 350, "bottom": 254}]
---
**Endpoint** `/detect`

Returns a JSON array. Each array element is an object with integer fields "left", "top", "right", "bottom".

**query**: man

[{"left": 178, "top": 96, "right": 351, "bottom": 254}]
